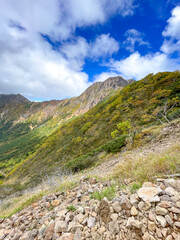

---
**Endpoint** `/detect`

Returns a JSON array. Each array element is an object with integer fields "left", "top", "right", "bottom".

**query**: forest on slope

[
  {"left": 0, "top": 76, "right": 128, "bottom": 179},
  {"left": 3, "top": 71, "right": 179, "bottom": 190}
]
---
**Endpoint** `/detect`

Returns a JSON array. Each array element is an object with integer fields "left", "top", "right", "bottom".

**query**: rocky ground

[{"left": 0, "top": 177, "right": 180, "bottom": 240}]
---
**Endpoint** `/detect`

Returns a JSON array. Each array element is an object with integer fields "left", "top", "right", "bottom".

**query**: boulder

[{"left": 137, "top": 186, "right": 160, "bottom": 202}]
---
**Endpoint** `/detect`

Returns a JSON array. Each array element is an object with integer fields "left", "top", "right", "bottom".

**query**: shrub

[{"left": 102, "top": 135, "right": 126, "bottom": 153}]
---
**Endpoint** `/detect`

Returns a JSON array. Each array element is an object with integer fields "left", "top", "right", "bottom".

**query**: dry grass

[
  {"left": 0, "top": 178, "right": 76, "bottom": 219},
  {"left": 0, "top": 191, "right": 45, "bottom": 219},
  {"left": 113, "top": 144, "right": 180, "bottom": 184}
]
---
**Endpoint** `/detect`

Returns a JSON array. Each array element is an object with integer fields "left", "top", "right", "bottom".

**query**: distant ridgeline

[
  {"left": 0, "top": 76, "right": 131, "bottom": 180},
  {"left": 0, "top": 71, "right": 179, "bottom": 190}
]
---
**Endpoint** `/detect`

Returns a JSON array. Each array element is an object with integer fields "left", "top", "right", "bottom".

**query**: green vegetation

[
  {"left": 90, "top": 185, "right": 116, "bottom": 201},
  {"left": 102, "top": 135, "right": 127, "bottom": 153},
  {"left": 1, "top": 71, "right": 180, "bottom": 190},
  {"left": 0, "top": 191, "right": 45, "bottom": 219},
  {"left": 66, "top": 205, "right": 76, "bottom": 212},
  {"left": 113, "top": 144, "right": 180, "bottom": 184},
  {"left": 129, "top": 183, "right": 142, "bottom": 194}
]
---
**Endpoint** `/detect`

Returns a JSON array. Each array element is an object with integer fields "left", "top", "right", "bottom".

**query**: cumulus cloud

[
  {"left": 102, "top": 6, "right": 180, "bottom": 81},
  {"left": 0, "top": 0, "right": 135, "bottom": 100},
  {"left": 161, "top": 6, "right": 180, "bottom": 54},
  {"left": 108, "top": 51, "right": 180, "bottom": 80},
  {"left": 90, "top": 34, "right": 119, "bottom": 60},
  {"left": 123, "top": 29, "right": 149, "bottom": 52},
  {"left": 93, "top": 71, "right": 118, "bottom": 82},
  {"left": 61, "top": 34, "right": 119, "bottom": 64}
]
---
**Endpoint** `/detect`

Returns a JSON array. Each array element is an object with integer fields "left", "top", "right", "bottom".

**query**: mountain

[
  {"left": 0, "top": 76, "right": 132, "bottom": 180},
  {"left": 0, "top": 94, "right": 30, "bottom": 107},
  {"left": 0, "top": 76, "right": 130, "bottom": 129},
  {"left": 1, "top": 71, "right": 179, "bottom": 191}
]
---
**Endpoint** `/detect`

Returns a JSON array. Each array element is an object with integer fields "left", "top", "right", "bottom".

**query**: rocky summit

[{"left": 0, "top": 178, "right": 180, "bottom": 240}]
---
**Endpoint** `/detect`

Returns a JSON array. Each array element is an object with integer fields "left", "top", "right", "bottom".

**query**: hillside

[
  {"left": 0, "top": 76, "right": 130, "bottom": 178},
  {"left": 3, "top": 71, "right": 179, "bottom": 189}
]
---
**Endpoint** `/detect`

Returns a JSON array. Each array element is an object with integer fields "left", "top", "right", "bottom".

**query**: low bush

[{"left": 102, "top": 135, "right": 127, "bottom": 153}]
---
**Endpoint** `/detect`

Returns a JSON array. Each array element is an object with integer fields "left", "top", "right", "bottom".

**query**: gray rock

[
  {"left": 149, "top": 195, "right": 160, "bottom": 203},
  {"left": 137, "top": 186, "right": 160, "bottom": 201},
  {"left": 45, "top": 220, "right": 55, "bottom": 240},
  {"left": 112, "top": 201, "right": 122, "bottom": 213},
  {"left": 67, "top": 222, "right": 83, "bottom": 233},
  {"left": 156, "top": 215, "right": 166, "bottom": 227},
  {"left": 160, "top": 195, "right": 172, "bottom": 201},
  {"left": 155, "top": 206, "right": 168, "bottom": 215},
  {"left": 74, "top": 228, "right": 82, "bottom": 240},
  {"left": 130, "top": 206, "right": 138, "bottom": 216},
  {"left": 165, "top": 215, "right": 173, "bottom": 226},
  {"left": 127, "top": 217, "right": 143, "bottom": 229},
  {"left": 174, "top": 222, "right": 180, "bottom": 228},
  {"left": 109, "top": 221, "right": 119, "bottom": 235},
  {"left": 87, "top": 217, "right": 96, "bottom": 228},
  {"left": 19, "top": 231, "right": 31, "bottom": 240},
  {"left": 165, "top": 187, "right": 177, "bottom": 196},
  {"left": 119, "top": 195, "right": 131, "bottom": 210},
  {"left": 54, "top": 221, "right": 67, "bottom": 233}
]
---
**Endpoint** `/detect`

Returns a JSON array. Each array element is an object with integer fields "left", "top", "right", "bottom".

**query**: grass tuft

[
  {"left": 66, "top": 205, "right": 76, "bottom": 212},
  {"left": 90, "top": 185, "right": 116, "bottom": 201},
  {"left": 113, "top": 144, "right": 180, "bottom": 184}
]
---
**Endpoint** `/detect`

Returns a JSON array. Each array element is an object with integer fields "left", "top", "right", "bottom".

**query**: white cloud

[
  {"left": 162, "top": 6, "right": 180, "bottom": 39},
  {"left": 161, "top": 39, "right": 180, "bottom": 54},
  {"left": 108, "top": 51, "right": 180, "bottom": 80},
  {"left": 102, "top": 6, "right": 180, "bottom": 81},
  {"left": 90, "top": 34, "right": 119, "bottom": 60},
  {"left": 93, "top": 71, "right": 118, "bottom": 82},
  {"left": 60, "top": 34, "right": 119, "bottom": 64},
  {"left": 0, "top": 0, "right": 135, "bottom": 99},
  {"left": 123, "top": 29, "right": 149, "bottom": 52},
  {"left": 161, "top": 6, "right": 180, "bottom": 54},
  {"left": 0, "top": 33, "right": 90, "bottom": 99}
]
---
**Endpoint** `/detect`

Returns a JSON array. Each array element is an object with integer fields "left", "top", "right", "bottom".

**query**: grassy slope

[
  {"left": 5, "top": 71, "right": 180, "bottom": 187},
  {"left": 0, "top": 85, "right": 120, "bottom": 176}
]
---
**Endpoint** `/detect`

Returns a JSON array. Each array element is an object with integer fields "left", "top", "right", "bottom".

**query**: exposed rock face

[
  {"left": 0, "top": 178, "right": 180, "bottom": 240},
  {"left": 0, "top": 76, "right": 131, "bottom": 121},
  {"left": 76, "top": 76, "right": 133, "bottom": 114}
]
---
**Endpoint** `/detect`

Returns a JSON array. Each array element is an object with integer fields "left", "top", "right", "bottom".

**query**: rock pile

[{"left": 0, "top": 178, "right": 180, "bottom": 240}]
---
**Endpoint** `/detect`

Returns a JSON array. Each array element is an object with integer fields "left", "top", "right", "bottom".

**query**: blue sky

[{"left": 0, "top": 0, "right": 180, "bottom": 101}]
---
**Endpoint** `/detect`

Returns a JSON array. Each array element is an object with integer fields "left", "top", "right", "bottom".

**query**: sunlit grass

[{"left": 113, "top": 144, "right": 180, "bottom": 184}]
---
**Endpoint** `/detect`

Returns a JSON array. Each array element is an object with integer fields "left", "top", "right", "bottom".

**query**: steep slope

[
  {"left": 0, "top": 76, "right": 130, "bottom": 176},
  {"left": 6, "top": 71, "right": 180, "bottom": 187}
]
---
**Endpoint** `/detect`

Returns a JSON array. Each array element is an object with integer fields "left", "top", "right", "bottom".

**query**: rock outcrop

[{"left": 0, "top": 178, "right": 180, "bottom": 240}]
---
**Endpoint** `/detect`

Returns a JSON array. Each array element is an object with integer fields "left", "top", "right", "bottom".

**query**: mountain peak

[{"left": 0, "top": 94, "right": 30, "bottom": 107}]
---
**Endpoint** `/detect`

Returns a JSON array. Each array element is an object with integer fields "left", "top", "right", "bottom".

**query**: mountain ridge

[
  {"left": 0, "top": 94, "right": 30, "bottom": 107},
  {"left": 2, "top": 71, "right": 179, "bottom": 189},
  {"left": 0, "top": 75, "right": 133, "bottom": 179}
]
